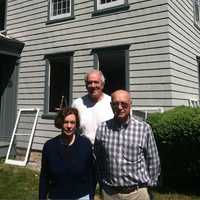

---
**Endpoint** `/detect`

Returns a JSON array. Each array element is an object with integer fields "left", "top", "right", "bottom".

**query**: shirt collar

[
  {"left": 112, "top": 115, "right": 131, "bottom": 129},
  {"left": 59, "top": 133, "right": 77, "bottom": 146}
]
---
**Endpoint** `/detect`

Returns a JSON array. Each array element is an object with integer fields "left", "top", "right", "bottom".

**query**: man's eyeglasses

[{"left": 111, "top": 102, "right": 130, "bottom": 109}]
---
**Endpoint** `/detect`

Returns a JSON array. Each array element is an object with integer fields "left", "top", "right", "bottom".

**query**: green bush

[{"left": 147, "top": 106, "right": 200, "bottom": 189}]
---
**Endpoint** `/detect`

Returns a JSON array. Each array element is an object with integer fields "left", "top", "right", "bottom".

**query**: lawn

[{"left": 0, "top": 161, "right": 199, "bottom": 200}]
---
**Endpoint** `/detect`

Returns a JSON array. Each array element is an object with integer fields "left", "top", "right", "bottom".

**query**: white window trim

[
  {"left": 49, "top": 0, "right": 72, "bottom": 20},
  {"left": 96, "top": 0, "right": 125, "bottom": 10}
]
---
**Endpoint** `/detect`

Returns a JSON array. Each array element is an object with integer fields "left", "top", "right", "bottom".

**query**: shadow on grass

[{"left": 154, "top": 185, "right": 200, "bottom": 197}]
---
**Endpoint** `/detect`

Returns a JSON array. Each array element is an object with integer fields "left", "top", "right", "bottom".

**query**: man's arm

[{"left": 145, "top": 124, "right": 161, "bottom": 187}]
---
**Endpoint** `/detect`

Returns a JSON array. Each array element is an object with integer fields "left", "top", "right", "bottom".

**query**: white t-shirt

[{"left": 72, "top": 93, "right": 114, "bottom": 143}]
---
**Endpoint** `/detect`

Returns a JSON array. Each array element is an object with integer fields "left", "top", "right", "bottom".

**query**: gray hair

[{"left": 84, "top": 69, "right": 105, "bottom": 84}]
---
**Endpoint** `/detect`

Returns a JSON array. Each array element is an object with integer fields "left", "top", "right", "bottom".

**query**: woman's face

[{"left": 62, "top": 114, "right": 77, "bottom": 136}]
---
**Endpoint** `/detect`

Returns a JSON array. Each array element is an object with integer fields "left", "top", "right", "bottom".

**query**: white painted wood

[{"left": 5, "top": 108, "right": 40, "bottom": 166}]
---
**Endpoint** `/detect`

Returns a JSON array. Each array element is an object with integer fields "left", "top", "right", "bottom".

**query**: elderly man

[
  {"left": 72, "top": 69, "right": 113, "bottom": 144},
  {"left": 94, "top": 90, "right": 160, "bottom": 200}
]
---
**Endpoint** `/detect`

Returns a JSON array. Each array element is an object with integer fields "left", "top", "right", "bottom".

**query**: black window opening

[
  {"left": 46, "top": 54, "right": 72, "bottom": 113},
  {"left": 0, "top": 0, "right": 6, "bottom": 31},
  {"left": 197, "top": 57, "right": 200, "bottom": 98},
  {"left": 195, "top": 1, "right": 200, "bottom": 22},
  {"left": 95, "top": 48, "right": 128, "bottom": 95}
]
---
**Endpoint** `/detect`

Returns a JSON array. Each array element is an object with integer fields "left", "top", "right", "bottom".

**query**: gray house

[{"left": 1, "top": 0, "right": 200, "bottom": 162}]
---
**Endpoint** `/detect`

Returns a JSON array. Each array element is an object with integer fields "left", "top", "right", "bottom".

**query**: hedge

[{"left": 147, "top": 106, "right": 200, "bottom": 189}]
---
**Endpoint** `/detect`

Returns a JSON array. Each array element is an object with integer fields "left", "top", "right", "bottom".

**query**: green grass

[
  {"left": 0, "top": 160, "right": 39, "bottom": 199},
  {"left": 153, "top": 191, "right": 200, "bottom": 200},
  {"left": 0, "top": 160, "right": 200, "bottom": 200}
]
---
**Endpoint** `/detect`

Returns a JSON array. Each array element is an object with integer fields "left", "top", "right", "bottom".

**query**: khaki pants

[{"left": 102, "top": 187, "right": 150, "bottom": 200}]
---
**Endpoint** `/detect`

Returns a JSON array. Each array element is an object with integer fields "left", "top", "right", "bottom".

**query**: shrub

[{"left": 147, "top": 106, "right": 200, "bottom": 189}]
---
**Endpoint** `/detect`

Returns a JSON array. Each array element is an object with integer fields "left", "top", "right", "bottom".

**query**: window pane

[
  {"left": 49, "top": 56, "right": 70, "bottom": 112},
  {"left": 51, "top": 0, "right": 70, "bottom": 16},
  {"left": 97, "top": 0, "right": 125, "bottom": 10},
  {"left": 101, "top": 0, "right": 118, "bottom": 4}
]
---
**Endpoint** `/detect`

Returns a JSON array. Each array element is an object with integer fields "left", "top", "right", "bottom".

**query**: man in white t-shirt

[{"left": 72, "top": 69, "right": 114, "bottom": 144}]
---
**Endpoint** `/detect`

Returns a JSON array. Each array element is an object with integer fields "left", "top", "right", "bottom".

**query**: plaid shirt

[{"left": 94, "top": 117, "right": 160, "bottom": 188}]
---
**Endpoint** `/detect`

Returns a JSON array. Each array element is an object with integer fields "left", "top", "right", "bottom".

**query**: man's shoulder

[
  {"left": 102, "top": 93, "right": 111, "bottom": 101},
  {"left": 130, "top": 117, "right": 151, "bottom": 129},
  {"left": 98, "top": 118, "right": 113, "bottom": 128},
  {"left": 72, "top": 95, "right": 88, "bottom": 106}
]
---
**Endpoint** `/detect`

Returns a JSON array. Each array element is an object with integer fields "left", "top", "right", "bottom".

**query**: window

[
  {"left": 93, "top": 46, "right": 129, "bottom": 95},
  {"left": 44, "top": 53, "right": 73, "bottom": 116},
  {"left": 194, "top": 0, "right": 200, "bottom": 28},
  {"left": 0, "top": 0, "right": 6, "bottom": 31},
  {"left": 49, "top": 0, "right": 73, "bottom": 20},
  {"left": 197, "top": 56, "right": 200, "bottom": 100},
  {"left": 95, "top": 0, "right": 127, "bottom": 11}
]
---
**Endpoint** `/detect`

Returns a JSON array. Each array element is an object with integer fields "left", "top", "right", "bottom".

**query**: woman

[{"left": 39, "top": 107, "right": 95, "bottom": 200}]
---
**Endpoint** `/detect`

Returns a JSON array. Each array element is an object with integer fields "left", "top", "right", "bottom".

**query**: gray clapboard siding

[
  {"left": 170, "top": 62, "right": 197, "bottom": 76},
  {"left": 17, "top": 94, "right": 44, "bottom": 100},
  {"left": 7, "top": 2, "right": 46, "bottom": 16},
  {"left": 33, "top": 135, "right": 57, "bottom": 145},
  {"left": 169, "top": 40, "right": 197, "bottom": 60},
  {"left": 130, "top": 76, "right": 171, "bottom": 84},
  {"left": 131, "top": 54, "right": 170, "bottom": 63},
  {"left": 131, "top": 84, "right": 172, "bottom": 91},
  {"left": 7, "top": 7, "right": 47, "bottom": 22},
  {"left": 130, "top": 68, "right": 171, "bottom": 77},
  {"left": 171, "top": 69, "right": 197, "bottom": 81},
  {"left": 18, "top": 88, "right": 45, "bottom": 94},
  {"left": 20, "top": 55, "right": 44, "bottom": 63},
  {"left": 31, "top": 143, "right": 46, "bottom": 150},
  {"left": 6, "top": 0, "right": 200, "bottom": 151},
  {"left": 8, "top": 4, "right": 168, "bottom": 34},
  {"left": 18, "top": 83, "right": 45, "bottom": 89},
  {"left": 73, "top": 92, "right": 87, "bottom": 99},
  {"left": 18, "top": 77, "right": 44, "bottom": 83},
  {"left": 22, "top": 29, "right": 169, "bottom": 52},
  {"left": 35, "top": 130, "right": 60, "bottom": 138},
  {"left": 170, "top": 56, "right": 197, "bottom": 71},
  {"left": 17, "top": 99, "right": 44, "bottom": 105},
  {"left": 129, "top": 61, "right": 170, "bottom": 70},
  {"left": 132, "top": 91, "right": 172, "bottom": 99},
  {"left": 132, "top": 98, "right": 174, "bottom": 107},
  {"left": 171, "top": 77, "right": 198, "bottom": 88},
  {"left": 19, "top": 71, "right": 45, "bottom": 78}
]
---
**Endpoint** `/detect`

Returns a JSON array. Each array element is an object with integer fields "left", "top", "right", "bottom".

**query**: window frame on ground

[
  {"left": 0, "top": 0, "right": 6, "bottom": 32},
  {"left": 48, "top": 0, "right": 73, "bottom": 21},
  {"left": 92, "top": 45, "right": 129, "bottom": 95},
  {"left": 95, "top": 0, "right": 127, "bottom": 12},
  {"left": 194, "top": 0, "right": 200, "bottom": 28},
  {"left": 5, "top": 108, "right": 40, "bottom": 166},
  {"left": 43, "top": 52, "right": 73, "bottom": 118}
]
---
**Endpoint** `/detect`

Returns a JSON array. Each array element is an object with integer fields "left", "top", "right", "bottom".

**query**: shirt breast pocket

[{"left": 122, "top": 143, "right": 142, "bottom": 163}]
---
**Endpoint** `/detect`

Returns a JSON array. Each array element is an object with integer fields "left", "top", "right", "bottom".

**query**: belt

[{"left": 104, "top": 184, "right": 147, "bottom": 194}]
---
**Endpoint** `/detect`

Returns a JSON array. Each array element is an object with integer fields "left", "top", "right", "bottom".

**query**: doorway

[{"left": 0, "top": 54, "right": 18, "bottom": 140}]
